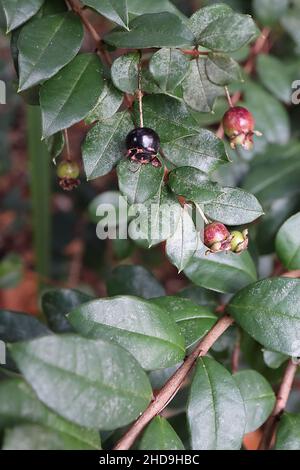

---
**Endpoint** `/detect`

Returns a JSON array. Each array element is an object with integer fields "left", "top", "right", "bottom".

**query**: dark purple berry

[{"left": 126, "top": 127, "right": 160, "bottom": 154}]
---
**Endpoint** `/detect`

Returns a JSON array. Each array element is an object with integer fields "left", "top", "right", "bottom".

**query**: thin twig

[
  {"left": 180, "top": 49, "right": 209, "bottom": 57},
  {"left": 66, "top": 0, "right": 112, "bottom": 66},
  {"left": 137, "top": 53, "right": 144, "bottom": 128},
  {"left": 258, "top": 359, "right": 299, "bottom": 450},
  {"left": 63, "top": 129, "right": 71, "bottom": 161},
  {"left": 282, "top": 270, "right": 300, "bottom": 279},
  {"left": 194, "top": 202, "right": 209, "bottom": 225},
  {"left": 224, "top": 86, "right": 233, "bottom": 108},
  {"left": 231, "top": 328, "right": 241, "bottom": 374},
  {"left": 113, "top": 315, "right": 234, "bottom": 450}
]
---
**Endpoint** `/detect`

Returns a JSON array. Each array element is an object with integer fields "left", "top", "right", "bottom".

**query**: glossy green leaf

[
  {"left": 243, "top": 156, "right": 300, "bottom": 206},
  {"left": 107, "top": 265, "right": 165, "bottom": 299},
  {"left": 141, "top": 95, "right": 199, "bottom": 143},
  {"left": 275, "top": 413, "right": 300, "bottom": 450},
  {"left": 182, "top": 59, "right": 224, "bottom": 112},
  {"left": 105, "top": 12, "right": 194, "bottom": 49},
  {"left": 138, "top": 417, "right": 184, "bottom": 450},
  {"left": 18, "top": 12, "right": 84, "bottom": 91},
  {"left": 40, "top": 53, "right": 103, "bottom": 138},
  {"left": 254, "top": 0, "right": 289, "bottom": 26},
  {"left": 189, "top": 4, "right": 258, "bottom": 51},
  {"left": 82, "top": 0, "right": 129, "bottom": 29},
  {"left": 177, "top": 286, "right": 219, "bottom": 311},
  {"left": 10, "top": 335, "right": 152, "bottom": 430},
  {"left": 68, "top": 296, "right": 185, "bottom": 370},
  {"left": 206, "top": 53, "right": 242, "bottom": 86},
  {"left": 228, "top": 278, "right": 300, "bottom": 356},
  {"left": 2, "top": 424, "right": 97, "bottom": 450},
  {"left": 0, "top": 310, "right": 50, "bottom": 342},
  {"left": 117, "top": 157, "right": 164, "bottom": 205},
  {"left": 82, "top": 111, "right": 133, "bottom": 180},
  {"left": 151, "top": 296, "right": 217, "bottom": 349},
  {"left": 45, "top": 132, "right": 64, "bottom": 161},
  {"left": 0, "top": 378, "right": 101, "bottom": 449},
  {"left": 128, "top": 185, "right": 181, "bottom": 246},
  {"left": 257, "top": 55, "right": 291, "bottom": 104},
  {"left": 111, "top": 52, "right": 139, "bottom": 94},
  {"left": 187, "top": 357, "right": 245, "bottom": 450},
  {"left": 162, "top": 130, "right": 228, "bottom": 174},
  {"left": 3, "top": 0, "right": 44, "bottom": 32},
  {"left": 263, "top": 350, "right": 288, "bottom": 369},
  {"left": 0, "top": 254, "right": 23, "bottom": 289},
  {"left": 184, "top": 245, "right": 257, "bottom": 294},
  {"left": 234, "top": 370, "right": 275, "bottom": 433},
  {"left": 166, "top": 205, "right": 199, "bottom": 272},
  {"left": 127, "top": 0, "right": 183, "bottom": 18},
  {"left": 204, "top": 187, "right": 264, "bottom": 225},
  {"left": 281, "top": 9, "right": 300, "bottom": 54},
  {"left": 275, "top": 213, "right": 300, "bottom": 270},
  {"left": 149, "top": 48, "right": 190, "bottom": 93},
  {"left": 41, "top": 288, "right": 93, "bottom": 333},
  {"left": 244, "top": 82, "right": 290, "bottom": 145},
  {"left": 85, "top": 82, "right": 123, "bottom": 123}
]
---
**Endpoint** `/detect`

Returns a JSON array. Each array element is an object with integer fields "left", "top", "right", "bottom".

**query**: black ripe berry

[{"left": 125, "top": 127, "right": 161, "bottom": 168}]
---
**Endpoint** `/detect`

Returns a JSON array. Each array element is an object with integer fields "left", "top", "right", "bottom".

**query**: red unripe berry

[
  {"left": 204, "top": 222, "right": 231, "bottom": 253},
  {"left": 222, "top": 106, "right": 261, "bottom": 150}
]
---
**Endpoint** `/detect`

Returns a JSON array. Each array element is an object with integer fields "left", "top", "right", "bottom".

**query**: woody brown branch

[{"left": 113, "top": 315, "right": 234, "bottom": 450}]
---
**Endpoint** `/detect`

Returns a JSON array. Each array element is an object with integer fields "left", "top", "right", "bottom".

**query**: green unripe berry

[{"left": 57, "top": 161, "right": 80, "bottom": 179}]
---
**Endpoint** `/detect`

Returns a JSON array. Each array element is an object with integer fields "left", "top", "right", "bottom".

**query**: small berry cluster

[{"left": 204, "top": 222, "right": 248, "bottom": 255}]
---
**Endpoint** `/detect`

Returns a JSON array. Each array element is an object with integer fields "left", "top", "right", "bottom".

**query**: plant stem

[
  {"left": 137, "top": 54, "right": 144, "bottom": 128},
  {"left": 113, "top": 315, "right": 234, "bottom": 450},
  {"left": 258, "top": 359, "right": 299, "bottom": 450},
  {"left": 27, "top": 106, "right": 51, "bottom": 288},
  {"left": 225, "top": 86, "right": 233, "bottom": 108},
  {"left": 231, "top": 328, "right": 241, "bottom": 374},
  {"left": 194, "top": 202, "right": 209, "bottom": 225},
  {"left": 63, "top": 129, "right": 71, "bottom": 161}
]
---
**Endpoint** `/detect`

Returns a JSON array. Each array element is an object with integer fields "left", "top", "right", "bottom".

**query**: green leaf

[
  {"left": 151, "top": 296, "right": 217, "bottom": 349},
  {"left": 204, "top": 187, "right": 264, "bottom": 225},
  {"left": 254, "top": 0, "right": 289, "bottom": 26},
  {"left": 243, "top": 82, "right": 291, "bottom": 145},
  {"left": 0, "top": 310, "right": 50, "bottom": 342},
  {"left": 177, "top": 286, "right": 219, "bottom": 310},
  {"left": 0, "top": 378, "right": 101, "bottom": 449},
  {"left": 189, "top": 4, "right": 258, "bottom": 51},
  {"left": 228, "top": 278, "right": 300, "bottom": 356},
  {"left": 256, "top": 55, "right": 291, "bottom": 104},
  {"left": 206, "top": 53, "right": 242, "bottom": 86},
  {"left": 184, "top": 246, "right": 257, "bottom": 294},
  {"left": 82, "top": 111, "right": 133, "bottom": 180},
  {"left": 263, "top": 350, "right": 288, "bottom": 369},
  {"left": 138, "top": 417, "right": 184, "bottom": 450},
  {"left": 128, "top": 185, "right": 181, "bottom": 246},
  {"left": 187, "top": 357, "right": 245, "bottom": 450},
  {"left": 162, "top": 130, "right": 228, "bottom": 174},
  {"left": 45, "top": 132, "right": 64, "bottom": 161},
  {"left": 85, "top": 82, "right": 123, "bottom": 123},
  {"left": 141, "top": 95, "right": 199, "bottom": 143},
  {"left": 233, "top": 370, "right": 275, "bottom": 433},
  {"left": 182, "top": 58, "right": 224, "bottom": 112},
  {"left": 149, "top": 48, "right": 190, "bottom": 93},
  {"left": 17, "top": 12, "right": 84, "bottom": 91},
  {"left": 10, "top": 335, "right": 152, "bottom": 430},
  {"left": 169, "top": 167, "right": 218, "bottom": 202},
  {"left": 0, "top": 254, "right": 23, "bottom": 289},
  {"left": 68, "top": 296, "right": 185, "bottom": 370},
  {"left": 117, "top": 158, "right": 164, "bottom": 205},
  {"left": 166, "top": 205, "right": 199, "bottom": 272},
  {"left": 111, "top": 52, "right": 139, "bottom": 94},
  {"left": 41, "top": 288, "right": 93, "bottom": 333},
  {"left": 127, "top": 0, "right": 183, "bottom": 18},
  {"left": 243, "top": 155, "right": 300, "bottom": 206},
  {"left": 281, "top": 9, "right": 300, "bottom": 55},
  {"left": 2, "top": 424, "right": 98, "bottom": 450},
  {"left": 82, "top": 0, "right": 129, "bottom": 29},
  {"left": 275, "top": 413, "right": 300, "bottom": 450},
  {"left": 275, "top": 213, "right": 300, "bottom": 270},
  {"left": 107, "top": 265, "right": 165, "bottom": 299},
  {"left": 3, "top": 0, "right": 44, "bottom": 32},
  {"left": 40, "top": 53, "right": 104, "bottom": 138},
  {"left": 105, "top": 12, "right": 194, "bottom": 49}
]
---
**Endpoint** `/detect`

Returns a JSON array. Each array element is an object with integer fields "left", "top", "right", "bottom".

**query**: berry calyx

[
  {"left": 230, "top": 229, "right": 249, "bottom": 254},
  {"left": 204, "top": 222, "right": 232, "bottom": 254},
  {"left": 222, "top": 106, "right": 262, "bottom": 150},
  {"left": 57, "top": 161, "right": 80, "bottom": 191},
  {"left": 126, "top": 127, "right": 160, "bottom": 154}
]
